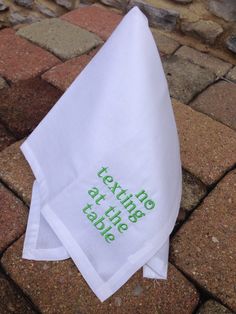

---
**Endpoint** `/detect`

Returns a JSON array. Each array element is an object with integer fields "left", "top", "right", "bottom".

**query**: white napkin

[{"left": 21, "top": 7, "right": 182, "bottom": 301}]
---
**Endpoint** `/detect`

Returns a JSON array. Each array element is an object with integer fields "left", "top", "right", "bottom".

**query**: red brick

[
  {"left": 42, "top": 48, "right": 99, "bottom": 91},
  {"left": 2, "top": 236, "right": 199, "bottom": 314},
  {"left": 0, "top": 183, "right": 27, "bottom": 253},
  {"left": 171, "top": 170, "right": 236, "bottom": 311},
  {"left": 61, "top": 5, "right": 122, "bottom": 40},
  {"left": 0, "top": 124, "right": 15, "bottom": 152},
  {"left": 0, "top": 77, "right": 63, "bottom": 138},
  {"left": 0, "top": 28, "right": 61, "bottom": 82}
]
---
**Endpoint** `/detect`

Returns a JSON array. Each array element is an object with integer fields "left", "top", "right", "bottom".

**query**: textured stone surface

[
  {"left": 42, "top": 49, "right": 98, "bottom": 91},
  {"left": 2, "top": 236, "right": 199, "bottom": 314},
  {"left": 163, "top": 55, "right": 215, "bottom": 103},
  {"left": 0, "top": 77, "right": 63, "bottom": 138},
  {"left": 0, "top": 274, "right": 35, "bottom": 314},
  {"left": 9, "top": 6, "right": 44, "bottom": 25},
  {"left": 175, "top": 46, "right": 232, "bottom": 77},
  {"left": 35, "top": 0, "right": 66, "bottom": 17},
  {"left": 181, "top": 20, "right": 223, "bottom": 44},
  {"left": 173, "top": 99, "right": 236, "bottom": 185},
  {"left": 197, "top": 299, "right": 233, "bottom": 314},
  {"left": 100, "top": 0, "right": 127, "bottom": 10},
  {"left": 55, "top": 0, "right": 80, "bottom": 9},
  {"left": 0, "top": 124, "right": 15, "bottom": 152},
  {"left": 128, "top": 0, "right": 179, "bottom": 30},
  {"left": 0, "top": 76, "right": 8, "bottom": 89},
  {"left": 152, "top": 29, "right": 180, "bottom": 55},
  {"left": 61, "top": 5, "right": 122, "bottom": 40},
  {"left": 226, "top": 36, "right": 236, "bottom": 54},
  {"left": 0, "top": 140, "right": 34, "bottom": 205},
  {"left": 14, "top": 0, "right": 34, "bottom": 8},
  {"left": 0, "top": 0, "right": 8, "bottom": 11},
  {"left": 171, "top": 170, "right": 236, "bottom": 311},
  {"left": 17, "top": 18, "right": 102, "bottom": 60},
  {"left": 173, "top": 0, "right": 192, "bottom": 3},
  {"left": 190, "top": 81, "right": 236, "bottom": 130},
  {"left": 0, "top": 183, "right": 27, "bottom": 252},
  {"left": 0, "top": 28, "right": 60, "bottom": 82},
  {"left": 226, "top": 66, "right": 236, "bottom": 82},
  {"left": 208, "top": 0, "right": 236, "bottom": 22}
]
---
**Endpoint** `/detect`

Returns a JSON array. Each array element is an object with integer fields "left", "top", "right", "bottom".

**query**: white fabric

[{"left": 21, "top": 7, "right": 182, "bottom": 301}]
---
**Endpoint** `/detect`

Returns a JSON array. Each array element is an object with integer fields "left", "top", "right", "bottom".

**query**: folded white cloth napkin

[{"left": 21, "top": 7, "right": 182, "bottom": 301}]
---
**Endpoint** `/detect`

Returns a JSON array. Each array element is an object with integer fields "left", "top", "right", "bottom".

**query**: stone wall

[{"left": 0, "top": 0, "right": 235, "bottom": 54}]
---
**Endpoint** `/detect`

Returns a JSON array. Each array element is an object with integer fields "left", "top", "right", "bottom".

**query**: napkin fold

[{"left": 21, "top": 6, "right": 182, "bottom": 301}]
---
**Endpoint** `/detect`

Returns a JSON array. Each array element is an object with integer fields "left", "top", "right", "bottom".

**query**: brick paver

[
  {"left": 173, "top": 99, "right": 236, "bottom": 186},
  {"left": 42, "top": 48, "right": 99, "bottom": 91},
  {"left": 163, "top": 56, "right": 215, "bottom": 103},
  {"left": 0, "top": 124, "right": 15, "bottom": 152},
  {"left": 0, "top": 274, "right": 35, "bottom": 314},
  {"left": 0, "top": 140, "right": 34, "bottom": 205},
  {"left": 190, "top": 81, "right": 236, "bottom": 130},
  {"left": 0, "top": 77, "right": 62, "bottom": 139},
  {"left": 171, "top": 170, "right": 236, "bottom": 311},
  {"left": 175, "top": 46, "right": 232, "bottom": 77},
  {"left": 1, "top": 236, "right": 199, "bottom": 314},
  {"left": 0, "top": 183, "right": 27, "bottom": 253},
  {"left": 197, "top": 300, "right": 233, "bottom": 314},
  {"left": 0, "top": 28, "right": 60, "bottom": 82},
  {"left": 61, "top": 5, "right": 122, "bottom": 40},
  {"left": 152, "top": 30, "right": 180, "bottom": 55},
  {"left": 17, "top": 18, "right": 103, "bottom": 60}
]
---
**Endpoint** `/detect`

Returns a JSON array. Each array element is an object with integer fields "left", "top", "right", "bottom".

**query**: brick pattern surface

[
  {"left": 42, "top": 48, "right": 99, "bottom": 91},
  {"left": 1, "top": 236, "right": 199, "bottom": 314},
  {"left": 0, "top": 77, "right": 63, "bottom": 139},
  {"left": 190, "top": 81, "right": 236, "bottom": 130},
  {"left": 175, "top": 46, "right": 232, "bottom": 77},
  {"left": 17, "top": 18, "right": 102, "bottom": 60},
  {"left": 197, "top": 300, "right": 233, "bottom": 314},
  {"left": 173, "top": 99, "right": 236, "bottom": 186},
  {"left": 0, "top": 183, "right": 28, "bottom": 253},
  {"left": 171, "top": 170, "right": 236, "bottom": 311},
  {"left": 152, "top": 30, "right": 180, "bottom": 55},
  {"left": 163, "top": 56, "right": 215, "bottom": 103},
  {"left": 61, "top": 5, "right": 122, "bottom": 40},
  {"left": 0, "top": 28, "right": 60, "bottom": 82}
]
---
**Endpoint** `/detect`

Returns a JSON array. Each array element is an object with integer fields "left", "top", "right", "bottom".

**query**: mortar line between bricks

[
  {"left": 0, "top": 265, "right": 42, "bottom": 314},
  {"left": 172, "top": 162, "right": 236, "bottom": 237},
  {"left": 0, "top": 179, "right": 30, "bottom": 208},
  {"left": 170, "top": 262, "right": 235, "bottom": 313},
  {"left": 0, "top": 117, "right": 18, "bottom": 140},
  {"left": 0, "top": 231, "right": 26, "bottom": 260}
]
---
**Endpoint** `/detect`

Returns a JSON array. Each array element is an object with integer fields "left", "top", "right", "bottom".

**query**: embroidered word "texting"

[{"left": 81, "top": 166, "right": 157, "bottom": 243}]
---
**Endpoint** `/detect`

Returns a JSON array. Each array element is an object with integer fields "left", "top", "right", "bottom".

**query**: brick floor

[
  {"left": 190, "top": 81, "right": 236, "bottom": 130},
  {"left": 173, "top": 99, "right": 236, "bottom": 186},
  {"left": 0, "top": 77, "right": 63, "bottom": 139},
  {"left": 0, "top": 140, "right": 34, "bottom": 206},
  {"left": 0, "top": 28, "right": 60, "bottom": 82},
  {"left": 0, "top": 274, "right": 35, "bottom": 314},
  {"left": 61, "top": 5, "right": 122, "bottom": 40},
  {"left": 175, "top": 46, "right": 232, "bottom": 77},
  {"left": 163, "top": 56, "right": 215, "bottom": 104},
  {"left": 171, "top": 170, "right": 236, "bottom": 311},
  {"left": 1, "top": 236, "right": 199, "bottom": 314},
  {"left": 0, "top": 77, "right": 8, "bottom": 89},
  {"left": 0, "top": 124, "right": 15, "bottom": 152},
  {"left": 17, "top": 18, "right": 102, "bottom": 60},
  {"left": 42, "top": 48, "right": 99, "bottom": 91},
  {"left": 0, "top": 183, "right": 27, "bottom": 253},
  {"left": 152, "top": 30, "right": 180, "bottom": 55}
]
